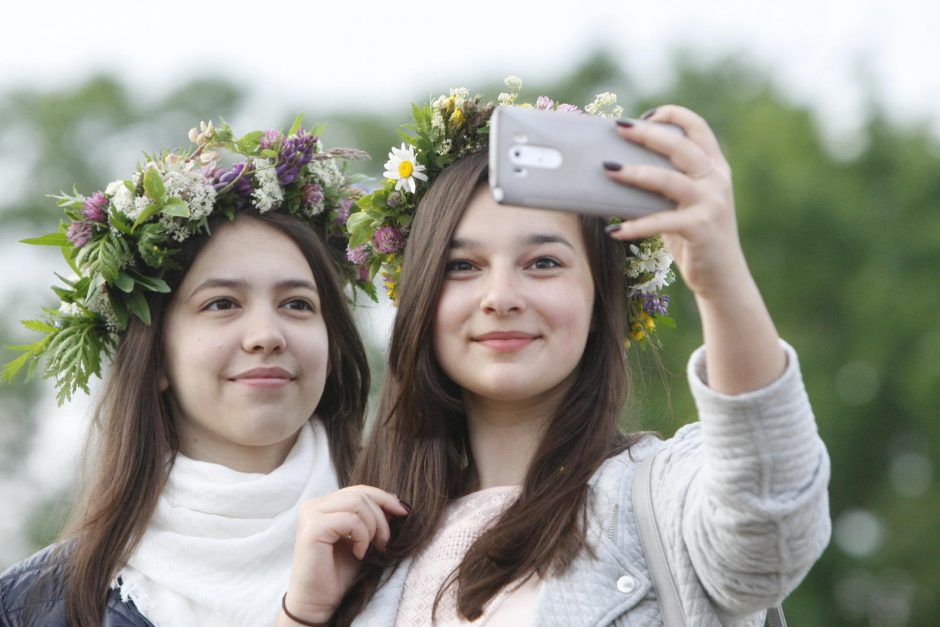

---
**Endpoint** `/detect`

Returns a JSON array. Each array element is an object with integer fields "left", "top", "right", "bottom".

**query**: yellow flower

[{"left": 449, "top": 108, "right": 464, "bottom": 127}]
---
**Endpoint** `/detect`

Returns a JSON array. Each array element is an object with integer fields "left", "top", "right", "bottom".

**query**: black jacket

[{"left": 0, "top": 545, "right": 152, "bottom": 626}]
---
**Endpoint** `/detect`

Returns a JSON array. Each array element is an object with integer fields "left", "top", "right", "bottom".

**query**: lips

[
  {"left": 231, "top": 366, "right": 294, "bottom": 387},
  {"left": 473, "top": 331, "right": 539, "bottom": 352}
]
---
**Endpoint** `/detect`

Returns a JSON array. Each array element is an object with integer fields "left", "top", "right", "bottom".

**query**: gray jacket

[{"left": 354, "top": 342, "right": 831, "bottom": 626}]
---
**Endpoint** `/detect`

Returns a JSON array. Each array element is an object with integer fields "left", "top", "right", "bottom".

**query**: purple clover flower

[
  {"left": 641, "top": 293, "right": 670, "bottom": 316},
  {"left": 333, "top": 198, "right": 353, "bottom": 226},
  {"left": 373, "top": 225, "right": 403, "bottom": 254},
  {"left": 346, "top": 245, "right": 370, "bottom": 266},
  {"left": 535, "top": 96, "right": 554, "bottom": 110},
  {"left": 66, "top": 222, "right": 94, "bottom": 248},
  {"left": 556, "top": 103, "right": 581, "bottom": 113},
  {"left": 276, "top": 130, "right": 317, "bottom": 186},
  {"left": 303, "top": 183, "right": 324, "bottom": 209},
  {"left": 260, "top": 129, "right": 282, "bottom": 150},
  {"left": 81, "top": 192, "right": 109, "bottom": 223}
]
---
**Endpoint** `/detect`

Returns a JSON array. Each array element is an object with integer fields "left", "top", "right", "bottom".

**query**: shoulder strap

[
  {"left": 633, "top": 448, "right": 686, "bottom": 626},
  {"left": 632, "top": 449, "right": 788, "bottom": 627}
]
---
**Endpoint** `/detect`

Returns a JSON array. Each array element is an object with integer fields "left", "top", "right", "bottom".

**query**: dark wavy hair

[{"left": 334, "top": 151, "right": 641, "bottom": 623}]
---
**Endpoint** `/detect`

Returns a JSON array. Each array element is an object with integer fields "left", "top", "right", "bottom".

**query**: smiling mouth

[
  {"left": 231, "top": 367, "right": 294, "bottom": 387},
  {"left": 473, "top": 332, "right": 538, "bottom": 352}
]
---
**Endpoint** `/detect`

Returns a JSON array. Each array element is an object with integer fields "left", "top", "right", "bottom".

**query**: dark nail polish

[
  {"left": 604, "top": 223, "right": 622, "bottom": 233},
  {"left": 399, "top": 499, "right": 412, "bottom": 514},
  {"left": 640, "top": 107, "right": 658, "bottom": 120},
  {"left": 602, "top": 161, "right": 622, "bottom": 171},
  {"left": 615, "top": 119, "right": 634, "bottom": 128}
]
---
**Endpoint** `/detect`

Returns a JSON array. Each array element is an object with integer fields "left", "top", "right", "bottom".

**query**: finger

[
  {"left": 642, "top": 104, "right": 724, "bottom": 162},
  {"left": 615, "top": 119, "right": 711, "bottom": 178},
  {"left": 314, "top": 485, "right": 410, "bottom": 518},
  {"left": 314, "top": 511, "right": 371, "bottom": 559},
  {"left": 605, "top": 164, "right": 697, "bottom": 204},
  {"left": 358, "top": 492, "right": 393, "bottom": 550},
  {"left": 607, "top": 210, "right": 697, "bottom": 242}
]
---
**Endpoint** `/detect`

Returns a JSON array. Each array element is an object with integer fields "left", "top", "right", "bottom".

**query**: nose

[
  {"left": 479, "top": 264, "right": 526, "bottom": 316},
  {"left": 241, "top": 307, "right": 286, "bottom": 353}
]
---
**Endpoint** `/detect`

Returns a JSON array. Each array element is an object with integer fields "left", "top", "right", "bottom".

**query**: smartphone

[{"left": 489, "top": 106, "right": 681, "bottom": 219}]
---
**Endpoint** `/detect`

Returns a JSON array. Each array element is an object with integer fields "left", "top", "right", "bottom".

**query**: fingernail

[
  {"left": 615, "top": 118, "right": 634, "bottom": 128},
  {"left": 604, "top": 223, "right": 622, "bottom": 233},
  {"left": 640, "top": 107, "right": 658, "bottom": 120},
  {"left": 399, "top": 499, "right": 412, "bottom": 514},
  {"left": 602, "top": 161, "right": 622, "bottom": 171}
]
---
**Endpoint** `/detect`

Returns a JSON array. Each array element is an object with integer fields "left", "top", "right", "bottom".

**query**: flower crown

[
  {"left": 2, "top": 115, "right": 370, "bottom": 403},
  {"left": 343, "top": 77, "right": 675, "bottom": 346}
]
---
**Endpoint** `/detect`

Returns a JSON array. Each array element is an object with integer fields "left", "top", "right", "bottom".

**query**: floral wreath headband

[
  {"left": 3, "top": 115, "right": 370, "bottom": 403},
  {"left": 342, "top": 76, "right": 675, "bottom": 347}
]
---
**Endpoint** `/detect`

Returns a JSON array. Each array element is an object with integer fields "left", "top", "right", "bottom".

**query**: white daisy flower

[{"left": 383, "top": 143, "right": 428, "bottom": 194}]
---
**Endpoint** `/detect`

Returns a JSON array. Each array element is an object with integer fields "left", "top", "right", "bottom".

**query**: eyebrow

[
  {"left": 187, "top": 278, "right": 319, "bottom": 300},
  {"left": 449, "top": 233, "right": 575, "bottom": 251}
]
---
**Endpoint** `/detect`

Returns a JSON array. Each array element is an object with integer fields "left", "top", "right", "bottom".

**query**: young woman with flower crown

[
  {"left": 0, "top": 119, "right": 409, "bottom": 626},
  {"left": 277, "top": 80, "right": 831, "bottom": 627}
]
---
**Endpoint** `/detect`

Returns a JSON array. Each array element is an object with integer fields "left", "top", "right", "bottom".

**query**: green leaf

[
  {"left": 114, "top": 272, "right": 135, "bottom": 293},
  {"left": 23, "top": 319, "right": 58, "bottom": 334},
  {"left": 125, "top": 289, "right": 151, "bottom": 325},
  {"left": 109, "top": 292, "right": 129, "bottom": 329},
  {"left": 132, "top": 202, "right": 162, "bottom": 229},
  {"left": 1, "top": 350, "right": 38, "bottom": 383},
  {"left": 127, "top": 270, "right": 170, "bottom": 293},
  {"left": 236, "top": 130, "right": 264, "bottom": 154},
  {"left": 260, "top": 149, "right": 278, "bottom": 159},
  {"left": 161, "top": 197, "right": 191, "bottom": 219},
  {"left": 287, "top": 113, "right": 304, "bottom": 137},
  {"left": 143, "top": 168, "right": 166, "bottom": 203},
  {"left": 21, "top": 232, "right": 69, "bottom": 246}
]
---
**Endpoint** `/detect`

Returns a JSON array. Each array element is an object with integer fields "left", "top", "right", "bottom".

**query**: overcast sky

[{"left": 3, "top": 0, "right": 938, "bottom": 138}]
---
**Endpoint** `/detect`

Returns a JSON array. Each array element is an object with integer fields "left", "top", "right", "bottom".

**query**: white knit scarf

[{"left": 113, "top": 420, "right": 338, "bottom": 627}]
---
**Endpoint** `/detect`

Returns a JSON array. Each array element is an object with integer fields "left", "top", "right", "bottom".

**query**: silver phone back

[{"left": 489, "top": 106, "right": 678, "bottom": 219}]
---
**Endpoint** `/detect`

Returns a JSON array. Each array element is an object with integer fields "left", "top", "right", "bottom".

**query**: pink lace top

[{"left": 395, "top": 485, "right": 542, "bottom": 626}]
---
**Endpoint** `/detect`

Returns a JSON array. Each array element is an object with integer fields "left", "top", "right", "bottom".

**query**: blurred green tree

[{"left": 1, "top": 52, "right": 937, "bottom": 625}]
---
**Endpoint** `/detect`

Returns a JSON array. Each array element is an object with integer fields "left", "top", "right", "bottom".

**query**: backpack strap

[{"left": 632, "top": 449, "right": 788, "bottom": 627}]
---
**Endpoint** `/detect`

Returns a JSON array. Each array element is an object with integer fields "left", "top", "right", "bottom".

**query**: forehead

[
  {"left": 454, "top": 186, "right": 585, "bottom": 247},
  {"left": 181, "top": 218, "right": 315, "bottom": 284}
]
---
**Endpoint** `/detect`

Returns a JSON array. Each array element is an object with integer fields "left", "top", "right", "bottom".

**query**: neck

[
  {"left": 463, "top": 390, "right": 563, "bottom": 490},
  {"left": 178, "top": 428, "right": 301, "bottom": 474}
]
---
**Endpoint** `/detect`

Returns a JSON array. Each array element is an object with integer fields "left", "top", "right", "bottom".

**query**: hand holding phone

[{"left": 488, "top": 106, "right": 682, "bottom": 219}]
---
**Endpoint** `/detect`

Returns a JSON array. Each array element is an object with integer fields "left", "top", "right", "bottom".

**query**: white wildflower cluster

[
  {"left": 84, "top": 282, "right": 123, "bottom": 332},
  {"left": 160, "top": 217, "right": 192, "bottom": 242},
  {"left": 162, "top": 163, "right": 218, "bottom": 222},
  {"left": 250, "top": 159, "right": 283, "bottom": 213},
  {"left": 627, "top": 240, "right": 675, "bottom": 294},
  {"left": 585, "top": 92, "right": 623, "bottom": 119},
  {"left": 498, "top": 75, "right": 523, "bottom": 106},
  {"left": 308, "top": 158, "right": 344, "bottom": 188},
  {"left": 58, "top": 301, "right": 82, "bottom": 317},
  {"left": 436, "top": 139, "right": 453, "bottom": 156},
  {"left": 106, "top": 179, "right": 137, "bottom": 218}
]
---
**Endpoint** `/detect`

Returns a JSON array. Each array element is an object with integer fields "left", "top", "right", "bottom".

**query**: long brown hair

[
  {"left": 55, "top": 210, "right": 369, "bottom": 626},
  {"left": 335, "top": 151, "right": 641, "bottom": 623}
]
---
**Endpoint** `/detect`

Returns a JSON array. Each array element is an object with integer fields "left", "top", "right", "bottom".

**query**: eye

[
  {"left": 283, "top": 298, "right": 317, "bottom": 313},
  {"left": 204, "top": 297, "right": 238, "bottom": 311},
  {"left": 530, "top": 256, "right": 562, "bottom": 270},
  {"left": 445, "top": 259, "right": 476, "bottom": 273}
]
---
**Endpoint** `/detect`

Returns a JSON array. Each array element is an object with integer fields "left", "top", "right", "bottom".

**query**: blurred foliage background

[{"left": 1, "top": 51, "right": 937, "bottom": 625}]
